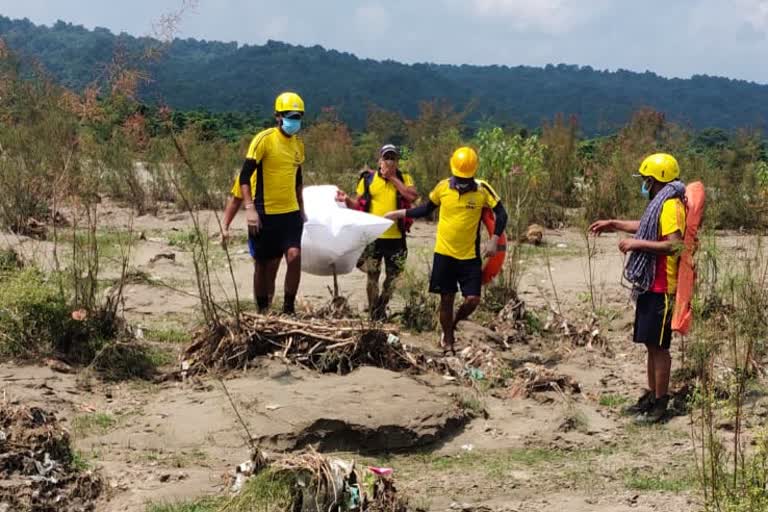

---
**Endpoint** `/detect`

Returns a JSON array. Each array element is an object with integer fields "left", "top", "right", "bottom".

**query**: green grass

[
  {"left": 146, "top": 497, "right": 224, "bottom": 512},
  {"left": 146, "top": 346, "right": 175, "bottom": 367},
  {"left": 369, "top": 446, "right": 609, "bottom": 483},
  {"left": 146, "top": 327, "right": 189, "bottom": 344},
  {"left": 223, "top": 470, "right": 297, "bottom": 511},
  {"left": 147, "top": 470, "right": 298, "bottom": 512},
  {"left": 455, "top": 391, "right": 486, "bottom": 416},
  {"left": 72, "top": 412, "right": 117, "bottom": 438},
  {"left": 167, "top": 229, "right": 202, "bottom": 250},
  {"left": 599, "top": 393, "right": 630, "bottom": 408},
  {"left": 623, "top": 468, "right": 694, "bottom": 493},
  {"left": 71, "top": 450, "right": 92, "bottom": 471},
  {"left": 58, "top": 230, "right": 136, "bottom": 260}
]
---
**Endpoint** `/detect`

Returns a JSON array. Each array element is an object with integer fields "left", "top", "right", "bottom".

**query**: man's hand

[
  {"left": 618, "top": 238, "right": 638, "bottom": 254},
  {"left": 381, "top": 166, "right": 395, "bottom": 180},
  {"left": 245, "top": 206, "right": 261, "bottom": 238},
  {"left": 384, "top": 210, "right": 404, "bottom": 220},
  {"left": 484, "top": 236, "right": 500, "bottom": 258},
  {"left": 335, "top": 189, "right": 348, "bottom": 203},
  {"left": 589, "top": 219, "right": 615, "bottom": 236},
  {"left": 220, "top": 227, "right": 232, "bottom": 248}
]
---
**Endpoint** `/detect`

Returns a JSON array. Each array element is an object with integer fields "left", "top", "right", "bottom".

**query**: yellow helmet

[
  {"left": 450, "top": 146, "right": 479, "bottom": 178},
  {"left": 274, "top": 92, "right": 304, "bottom": 114},
  {"left": 638, "top": 153, "right": 680, "bottom": 183}
]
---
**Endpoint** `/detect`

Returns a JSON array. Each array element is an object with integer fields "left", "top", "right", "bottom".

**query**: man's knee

[
  {"left": 285, "top": 247, "right": 301, "bottom": 266},
  {"left": 464, "top": 296, "right": 481, "bottom": 308}
]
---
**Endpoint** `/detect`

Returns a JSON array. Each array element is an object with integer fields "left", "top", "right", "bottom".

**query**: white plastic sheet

[{"left": 301, "top": 185, "right": 393, "bottom": 276}]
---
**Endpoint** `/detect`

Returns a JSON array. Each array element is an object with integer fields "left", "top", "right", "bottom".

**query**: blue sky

[{"left": 2, "top": 0, "right": 767, "bottom": 83}]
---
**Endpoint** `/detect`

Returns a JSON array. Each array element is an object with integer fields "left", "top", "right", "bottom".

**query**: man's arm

[
  {"left": 388, "top": 174, "right": 419, "bottom": 202},
  {"left": 590, "top": 219, "right": 640, "bottom": 235},
  {"left": 238, "top": 158, "right": 260, "bottom": 236},
  {"left": 296, "top": 166, "right": 306, "bottom": 221},
  {"left": 619, "top": 232, "right": 683, "bottom": 255},
  {"left": 386, "top": 200, "right": 438, "bottom": 220},
  {"left": 222, "top": 196, "right": 242, "bottom": 232}
]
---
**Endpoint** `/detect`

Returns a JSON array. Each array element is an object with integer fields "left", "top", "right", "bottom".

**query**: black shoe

[
  {"left": 635, "top": 395, "right": 669, "bottom": 424},
  {"left": 623, "top": 390, "right": 655, "bottom": 416}
]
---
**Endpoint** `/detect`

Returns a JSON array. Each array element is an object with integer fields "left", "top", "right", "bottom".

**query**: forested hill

[{"left": 1, "top": 14, "right": 767, "bottom": 134}]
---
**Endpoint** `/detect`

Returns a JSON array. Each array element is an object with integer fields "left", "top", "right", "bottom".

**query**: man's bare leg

[
  {"left": 440, "top": 293, "right": 456, "bottom": 353},
  {"left": 283, "top": 247, "right": 301, "bottom": 314},
  {"left": 452, "top": 295, "right": 481, "bottom": 329}
]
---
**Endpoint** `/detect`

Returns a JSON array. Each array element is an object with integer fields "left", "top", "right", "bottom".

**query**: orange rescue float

[
  {"left": 672, "top": 181, "right": 706, "bottom": 335},
  {"left": 481, "top": 207, "right": 507, "bottom": 285}
]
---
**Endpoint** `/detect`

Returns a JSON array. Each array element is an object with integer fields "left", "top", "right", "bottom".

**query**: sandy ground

[{"left": 1, "top": 201, "right": 760, "bottom": 511}]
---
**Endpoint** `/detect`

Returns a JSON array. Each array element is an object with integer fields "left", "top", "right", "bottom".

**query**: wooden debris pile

[
  {"left": 182, "top": 314, "right": 412, "bottom": 376},
  {"left": 543, "top": 310, "right": 608, "bottom": 352},
  {"left": 0, "top": 402, "right": 103, "bottom": 511},
  {"left": 507, "top": 363, "right": 581, "bottom": 398}
]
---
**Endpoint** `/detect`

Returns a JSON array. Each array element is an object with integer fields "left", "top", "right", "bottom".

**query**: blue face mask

[
  {"left": 281, "top": 118, "right": 301, "bottom": 135},
  {"left": 641, "top": 180, "right": 651, "bottom": 200}
]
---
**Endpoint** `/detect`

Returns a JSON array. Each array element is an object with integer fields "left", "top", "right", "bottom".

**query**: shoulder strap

[{"left": 362, "top": 170, "right": 375, "bottom": 198}]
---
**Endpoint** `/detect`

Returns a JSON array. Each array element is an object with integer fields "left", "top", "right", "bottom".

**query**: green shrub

[
  {"left": 0, "top": 267, "right": 74, "bottom": 358},
  {"left": 397, "top": 265, "right": 438, "bottom": 333}
]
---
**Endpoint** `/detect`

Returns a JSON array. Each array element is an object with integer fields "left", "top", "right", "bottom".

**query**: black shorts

[
  {"left": 633, "top": 292, "right": 674, "bottom": 350},
  {"left": 248, "top": 211, "right": 303, "bottom": 261},
  {"left": 429, "top": 253, "right": 482, "bottom": 297},
  {"left": 357, "top": 238, "right": 407, "bottom": 276}
]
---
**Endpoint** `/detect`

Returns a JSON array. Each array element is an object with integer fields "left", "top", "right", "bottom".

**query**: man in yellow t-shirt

[
  {"left": 221, "top": 92, "right": 306, "bottom": 314},
  {"left": 336, "top": 144, "right": 418, "bottom": 320},
  {"left": 387, "top": 147, "right": 508, "bottom": 354},
  {"left": 590, "top": 153, "right": 686, "bottom": 424}
]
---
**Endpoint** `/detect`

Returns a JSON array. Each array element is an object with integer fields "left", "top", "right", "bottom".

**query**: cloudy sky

[{"left": 1, "top": 0, "right": 767, "bottom": 83}]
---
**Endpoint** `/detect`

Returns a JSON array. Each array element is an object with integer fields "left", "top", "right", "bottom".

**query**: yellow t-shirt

[
  {"left": 355, "top": 171, "right": 415, "bottom": 239},
  {"left": 230, "top": 128, "right": 305, "bottom": 214},
  {"left": 650, "top": 198, "right": 686, "bottom": 294},
  {"left": 428, "top": 178, "right": 500, "bottom": 260}
]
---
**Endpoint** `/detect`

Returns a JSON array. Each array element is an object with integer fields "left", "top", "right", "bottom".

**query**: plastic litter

[
  {"left": 386, "top": 333, "right": 400, "bottom": 346},
  {"left": 367, "top": 466, "right": 393, "bottom": 477},
  {"left": 301, "top": 185, "right": 393, "bottom": 276},
  {"left": 467, "top": 367, "right": 485, "bottom": 381}
]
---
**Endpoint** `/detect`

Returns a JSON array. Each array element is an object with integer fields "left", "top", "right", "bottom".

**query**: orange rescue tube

[
  {"left": 481, "top": 207, "right": 507, "bottom": 285},
  {"left": 672, "top": 181, "right": 706, "bottom": 335}
]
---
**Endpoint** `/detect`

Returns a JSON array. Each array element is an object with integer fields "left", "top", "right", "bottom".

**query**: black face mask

[{"left": 453, "top": 177, "right": 475, "bottom": 192}]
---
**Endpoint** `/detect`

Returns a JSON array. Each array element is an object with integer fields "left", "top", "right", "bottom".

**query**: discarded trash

[
  {"left": 467, "top": 367, "right": 485, "bottom": 381},
  {"left": 461, "top": 444, "right": 474, "bottom": 452},
  {"left": 0, "top": 403, "right": 103, "bottom": 511},
  {"left": 386, "top": 333, "right": 400, "bottom": 346},
  {"left": 556, "top": 243, "right": 568, "bottom": 249},
  {"left": 301, "top": 185, "right": 393, "bottom": 276},
  {"left": 180, "top": 360, "right": 190, "bottom": 381},
  {"left": 226, "top": 449, "right": 409, "bottom": 511},
  {"left": 265, "top": 404, "right": 283, "bottom": 411},
  {"left": 367, "top": 466, "right": 393, "bottom": 477}
]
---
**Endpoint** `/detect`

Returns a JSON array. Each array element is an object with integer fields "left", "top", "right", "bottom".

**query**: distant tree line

[{"left": 1, "top": 15, "right": 768, "bottom": 135}]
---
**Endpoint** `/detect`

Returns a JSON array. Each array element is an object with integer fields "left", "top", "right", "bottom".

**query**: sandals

[{"left": 439, "top": 333, "right": 457, "bottom": 356}]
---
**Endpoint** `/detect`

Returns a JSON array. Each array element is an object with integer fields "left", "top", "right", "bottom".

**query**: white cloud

[
  {"left": 354, "top": 4, "right": 391, "bottom": 37},
  {"left": 733, "top": 0, "right": 768, "bottom": 30},
  {"left": 468, "top": 0, "right": 605, "bottom": 33}
]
